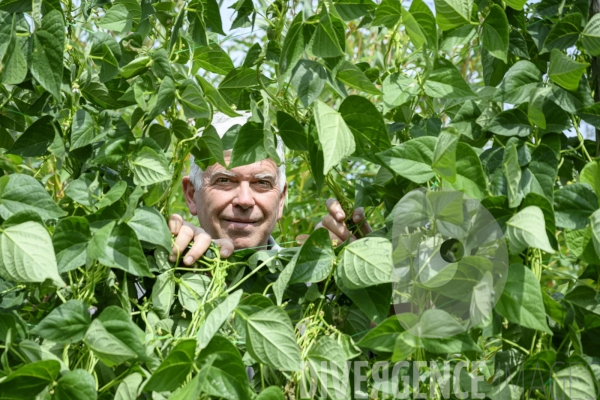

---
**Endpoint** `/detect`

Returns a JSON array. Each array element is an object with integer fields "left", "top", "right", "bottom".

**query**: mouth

[{"left": 222, "top": 218, "right": 259, "bottom": 228}]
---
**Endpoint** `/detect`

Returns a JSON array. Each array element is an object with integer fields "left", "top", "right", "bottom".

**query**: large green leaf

[
  {"left": 197, "top": 290, "right": 243, "bottom": 349},
  {"left": 432, "top": 129, "right": 459, "bottom": 183},
  {"left": 178, "top": 273, "right": 211, "bottom": 313},
  {"left": 127, "top": 206, "right": 171, "bottom": 251},
  {"left": 314, "top": 100, "right": 356, "bottom": 175},
  {"left": 98, "top": 3, "right": 132, "bottom": 32},
  {"left": 30, "top": 300, "right": 90, "bottom": 344},
  {"left": 147, "top": 76, "right": 176, "bottom": 121},
  {"left": 10, "top": 115, "right": 56, "bottom": 157},
  {"left": 338, "top": 237, "right": 393, "bottom": 289},
  {"left": 410, "top": 0, "right": 438, "bottom": 48},
  {"left": 305, "top": 336, "right": 351, "bottom": 400},
  {"left": 246, "top": 306, "right": 302, "bottom": 371},
  {"left": 30, "top": 10, "right": 64, "bottom": 101},
  {"left": 443, "top": 143, "right": 487, "bottom": 199},
  {"left": 144, "top": 339, "right": 197, "bottom": 392},
  {"left": 481, "top": 5, "right": 509, "bottom": 62},
  {"left": 309, "top": 8, "right": 345, "bottom": 58},
  {"left": 70, "top": 110, "right": 95, "bottom": 150},
  {"left": 88, "top": 221, "right": 153, "bottom": 277},
  {"left": 486, "top": 109, "right": 533, "bottom": 137},
  {"left": 503, "top": 142, "right": 522, "bottom": 208},
  {"left": 341, "top": 283, "right": 392, "bottom": 325},
  {"left": 179, "top": 79, "right": 210, "bottom": 119},
  {"left": 83, "top": 319, "right": 137, "bottom": 367},
  {"left": 495, "top": 264, "right": 551, "bottom": 333},
  {"left": 152, "top": 271, "right": 175, "bottom": 319},
  {"left": 229, "top": 121, "right": 269, "bottom": 168},
  {"left": 591, "top": 209, "right": 600, "bottom": 258},
  {"left": 581, "top": 160, "right": 600, "bottom": 203},
  {"left": 276, "top": 111, "right": 308, "bottom": 151},
  {"left": 376, "top": 136, "right": 437, "bottom": 183},
  {"left": 290, "top": 60, "right": 327, "bottom": 107},
  {"left": 506, "top": 206, "right": 556, "bottom": 254},
  {"left": 279, "top": 12, "right": 306, "bottom": 74},
  {"left": 0, "top": 13, "right": 27, "bottom": 85},
  {"left": 434, "top": 0, "right": 472, "bottom": 31},
  {"left": 541, "top": 13, "right": 581, "bottom": 53},
  {"left": 583, "top": 13, "right": 600, "bottom": 56},
  {"left": 53, "top": 217, "right": 91, "bottom": 273},
  {"left": 401, "top": 7, "right": 427, "bottom": 49},
  {"left": 372, "top": 0, "right": 402, "bottom": 28},
  {"left": 0, "top": 174, "right": 66, "bottom": 220},
  {"left": 193, "top": 43, "right": 234, "bottom": 76},
  {"left": 552, "top": 364, "right": 598, "bottom": 400},
  {"left": 335, "top": 61, "right": 381, "bottom": 95},
  {"left": 548, "top": 49, "right": 589, "bottom": 91},
  {"left": 381, "top": 73, "right": 420, "bottom": 111},
  {"left": 287, "top": 228, "right": 335, "bottom": 284},
  {"left": 423, "top": 65, "right": 474, "bottom": 98},
  {"left": 0, "top": 360, "right": 60, "bottom": 399},
  {"left": 130, "top": 146, "right": 171, "bottom": 186},
  {"left": 54, "top": 369, "right": 97, "bottom": 400},
  {"left": 495, "top": 61, "right": 542, "bottom": 104},
  {"left": 0, "top": 221, "right": 64, "bottom": 285},
  {"left": 554, "top": 184, "right": 598, "bottom": 230}
]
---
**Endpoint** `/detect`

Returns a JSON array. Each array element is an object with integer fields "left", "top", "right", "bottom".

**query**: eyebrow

[{"left": 208, "top": 171, "right": 277, "bottom": 181}]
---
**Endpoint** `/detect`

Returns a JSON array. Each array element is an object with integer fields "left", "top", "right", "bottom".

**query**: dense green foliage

[{"left": 1, "top": 0, "right": 600, "bottom": 398}]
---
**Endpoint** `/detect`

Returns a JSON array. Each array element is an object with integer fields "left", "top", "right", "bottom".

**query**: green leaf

[
  {"left": 30, "top": 10, "right": 64, "bottom": 101},
  {"left": 0, "top": 221, "right": 64, "bottom": 285},
  {"left": 98, "top": 3, "right": 131, "bottom": 32},
  {"left": 30, "top": 300, "right": 90, "bottom": 344},
  {"left": 381, "top": 73, "right": 420, "bottom": 111},
  {"left": 305, "top": 336, "right": 351, "bottom": 400},
  {"left": 287, "top": 228, "right": 335, "bottom": 284},
  {"left": 541, "top": 13, "right": 581, "bottom": 53},
  {"left": 96, "top": 181, "right": 127, "bottom": 210},
  {"left": 506, "top": 206, "right": 556, "bottom": 254},
  {"left": 339, "top": 95, "right": 392, "bottom": 160},
  {"left": 495, "top": 61, "right": 542, "bottom": 104},
  {"left": 9, "top": 115, "right": 56, "bottom": 157},
  {"left": 309, "top": 8, "right": 345, "bottom": 58},
  {"left": 70, "top": 110, "right": 95, "bottom": 150},
  {"left": 434, "top": 0, "right": 472, "bottom": 31},
  {"left": 246, "top": 306, "right": 302, "bottom": 371},
  {"left": 256, "top": 387, "right": 285, "bottom": 400},
  {"left": 410, "top": 0, "right": 438, "bottom": 48},
  {"left": 52, "top": 217, "right": 90, "bottom": 272},
  {"left": 179, "top": 79, "right": 210, "bottom": 119},
  {"left": 0, "top": 13, "right": 27, "bottom": 85},
  {"left": 144, "top": 339, "right": 197, "bottom": 392},
  {"left": 486, "top": 108, "right": 533, "bottom": 137},
  {"left": 0, "top": 360, "right": 60, "bottom": 399},
  {"left": 527, "top": 144, "right": 558, "bottom": 202},
  {"left": 114, "top": 373, "right": 143, "bottom": 400},
  {"left": 432, "top": 129, "right": 459, "bottom": 183},
  {"left": 338, "top": 237, "right": 393, "bottom": 289},
  {"left": 554, "top": 183, "right": 598, "bottom": 230},
  {"left": 89, "top": 221, "right": 153, "bottom": 277},
  {"left": 152, "top": 271, "right": 175, "bottom": 319},
  {"left": 503, "top": 142, "right": 522, "bottom": 208},
  {"left": 54, "top": 369, "right": 97, "bottom": 400},
  {"left": 276, "top": 111, "right": 308, "bottom": 151},
  {"left": 196, "top": 335, "right": 251, "bottom": 400},
  {"left": 127, "top": 206, "right": 171, "bottom": 251},
  {"left": 193, "top": 125, "right": 226, "bottom": 169},
  {"left": 130, "top": 146, "right": 171, "bottom": 186},
  {"left": 335, "top": 61, "right": 381, "bottom": 95},
  {"left": 178, "top": 273, "right": 210, "bottom": 313},
  {"left": 356, "top": 315, "right": 403, "bottom": 352},
  {"left": 481, "top": 5, "right": 509, "bottom": 62},
  {"left": 197, "top": 290, "right": 243, "bottom": 349},
  {"left": 279, "top": 12, "right": 306, "bottom": 75},
  {"left": 548, "top": 49, "right": 589, "bottom": 91},
  {"left": 119, "top": 55, "right": 150, "bottom": 79},
  {"left": 376, "top": 136, "right": 437, "bottom": 183},
  {"left": 197, "top": 75, "right": 240, "bottom": 118},
  {"left": 495, "top": 264, "right": 551, "bottom": 333},
  {"left": 0, "top": 174, "right": 66, "bottom": 220},
  {"left": 193, "top": 43, "right": 234, "bottom": 75},
  {"left": 314, "top": 100, "right": 356, "bottom": 175},
  {"left": 401, "top": 7, "right": 427, "bottom": 49},
  {"left": 229, "top": 121, "right": 269, "bottom": 169},
  {"left": 335, "top": 0, "right": 376, "bottom": 20},
  {"left": 341, "top": 283, "right": 392, "bottom": 325},
  {"left": 423, "top": 65, "right": 474, "bottom": 99},
  {"left": 83, "top": 319, "right": 137, "bottom": 366},
  {"left": 290, "top": 60, "right": 327, "bottom": 107},
  {"left": 590, "top": 209, "right": 600, "bottom": 258},
  {"left": 552, "top": 364, "right": 597, "bottom": 400},
  {"left": 372, "top": 0, "right": 402, "bottom": 28},
  {"left": 97, "top": 306, "right": 146, "bottom": 361},
  {"left": 65, "top": 173, "right": 101, "bottom": 208},
  {"left": 504, "top": 0, "right": 526, "bottom": 10},
  {"left": 147, "top": 76, "right": 176, "bottom": 121},
  {"left": 583, "top": 13, "right": 600, "bottom": 56}
]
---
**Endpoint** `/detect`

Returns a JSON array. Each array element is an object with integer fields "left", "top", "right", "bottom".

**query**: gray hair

[{"left": 189, "top": 112, "right": 286, "bottom": 191}]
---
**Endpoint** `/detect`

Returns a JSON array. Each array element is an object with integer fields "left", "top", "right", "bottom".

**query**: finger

[
  {"left": 182, "top": 231, "right": 212, "bottom": 265},
  {"left": 321, "top": 214, "right": 352, "bottom": 242},
  {"left": 315, "top": 222, "right": 347, "bottom": 245},
  {"left": 326, "top": 198, "right": 345, "bottom": 222},
  {"left": 214, "top": 238, "right": 234, "bottom": 258},
  {"left": 296, "top": 234, "right": 310, "bottom": 245},
  {"left": 171, "top": 222, "right": 200, "bottom": 261},
  {"left": 168, "top": 214, "right": 184, "bottom": 235},
  {"left": 352, "top": 208, "right": 373, "bottom": 237}
]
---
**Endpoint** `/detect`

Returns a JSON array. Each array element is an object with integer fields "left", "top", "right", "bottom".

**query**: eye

[
  {"left": 216, "top": 177, "right": 230, "bottom": 184},
  {"left": 257, "top": 180, "right": 272, "bottom": 188}
]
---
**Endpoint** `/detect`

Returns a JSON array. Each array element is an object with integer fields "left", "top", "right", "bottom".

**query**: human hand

[
  {"left": 296, "top": 199, "right": 373, "bottom": 246},
  {"left": 168, "top": 214, "right": 234, "bottom": 265}
]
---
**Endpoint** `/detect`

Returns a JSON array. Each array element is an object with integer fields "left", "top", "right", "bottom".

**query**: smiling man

[{"left": 169, "top": 113, "right": 371, "bottom": 266}]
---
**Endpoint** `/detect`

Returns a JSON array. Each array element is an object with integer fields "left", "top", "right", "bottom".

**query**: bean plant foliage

[{"left": 1, "top": 0, "right": 600, "bottom": 397}]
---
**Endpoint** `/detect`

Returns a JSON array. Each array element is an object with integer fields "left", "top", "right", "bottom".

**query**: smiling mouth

[{"left": 223, "top": 218, "right": 259, "bottom": 227}]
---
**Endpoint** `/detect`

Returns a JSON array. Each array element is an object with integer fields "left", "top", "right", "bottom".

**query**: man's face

[{"left": 183, "top": 153, "right": 286, "bottom": 249}]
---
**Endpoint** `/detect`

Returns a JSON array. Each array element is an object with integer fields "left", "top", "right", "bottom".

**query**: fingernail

[
  {"left": 337, "top": 212, "right": 344, "bottom": 220},
  {"left": 353, "top": 214, "right": 360, "bottom": 222},
  {"left": 221, "top": 249, "right": 231, "bottom": 257},
  {"left": 184, "top": 256, "right": 193, "bottom": 265},
  {"left": 169, "top": 255, "right": 176, "bottom": 262}
]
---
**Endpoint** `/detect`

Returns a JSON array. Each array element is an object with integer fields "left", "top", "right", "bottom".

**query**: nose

[{"left": 232, "top": 181, "right": 255, "bottom": 209}]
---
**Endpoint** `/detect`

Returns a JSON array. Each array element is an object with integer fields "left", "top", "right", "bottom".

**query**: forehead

[{"left": 205, "top": 154, "right": 279, "bottom": 178}]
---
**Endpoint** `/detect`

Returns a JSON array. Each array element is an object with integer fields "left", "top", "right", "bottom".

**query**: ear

[
  {"left": 182, "top": 176, "right": 198, "bottom": 216},
  {"left": 277, "top": 182, "right": 287, "bottom": 220}
]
